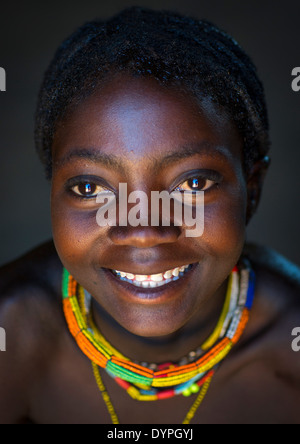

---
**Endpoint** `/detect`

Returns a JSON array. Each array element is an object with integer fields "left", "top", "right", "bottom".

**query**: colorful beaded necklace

[{"left": 62, "top": 259, "right": 255, "bottom": 423}]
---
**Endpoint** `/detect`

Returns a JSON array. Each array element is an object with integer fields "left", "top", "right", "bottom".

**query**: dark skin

[{"left": 0, "top": 74, "right": 299, "bottom": 424}]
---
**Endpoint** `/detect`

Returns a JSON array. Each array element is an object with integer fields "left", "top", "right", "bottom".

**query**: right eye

[
  {"left": 174, "top": 176, "right": 216, "bottom": 193},
  {"left": 70, "top": 181, "right": 110, "bottom": 199}
]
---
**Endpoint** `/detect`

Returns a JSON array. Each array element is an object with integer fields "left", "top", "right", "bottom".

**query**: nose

[{"left": 109, "top": 225, "right": 181, "bottom": 248}]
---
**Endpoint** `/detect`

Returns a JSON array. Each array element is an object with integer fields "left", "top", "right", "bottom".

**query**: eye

[
  {"left": 67, "top": 178, "right": 113, "bottom": 199},
  {"left": 71, "top": 182, "right": 104, "bottom": 198},
  {"left": 175, "top": 176, "right": 216, "bottom": 193}
]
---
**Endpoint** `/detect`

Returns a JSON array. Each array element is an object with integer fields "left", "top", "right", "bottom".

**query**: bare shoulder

[
  {"left": 244, "top": 242, "right": 300, "bottom": 317},
  {"left": 244, "top": 242, "right": 300, "bottom": 288},
  {"left": 0, "top": 240, "right": 64, "bottom": 423},
  {"left": 0, "top": 240, "right": 64, "bottom": 335},
  {"left": 242, "top": 243, "right": 300, "bottom": 383}
]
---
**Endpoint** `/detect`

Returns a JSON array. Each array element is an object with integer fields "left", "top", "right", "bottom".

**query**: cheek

[
  {"left": 51, "top": 199, "right": 103, "bottom": 267},
  {"left": 201, "top": 188, "right": 247, "bottom": 257}
]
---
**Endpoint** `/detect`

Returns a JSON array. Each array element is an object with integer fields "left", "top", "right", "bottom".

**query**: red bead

[
  {"left": 157, "top": 362, "right": 174, "bottom": 371},
  {"left": 157, "top": 390, "right": 175, "bottom": 400},
  {"left": 154, "top": 373, "right": 168, "bottom": 378},
  {"left": 115, "top": 377, "right": 131, "bottom": 390}
]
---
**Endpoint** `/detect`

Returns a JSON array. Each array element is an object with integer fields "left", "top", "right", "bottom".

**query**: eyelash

[
  {"left": 173, "top": 170, "right": 222, "bottom": 194},
  {"left": 66, "top": 177, "right": 112, "bottom": 200},
  {"left": 174, "top": 177, "right": 218, "bottom": 193},
  {"left": 67, "top": 171, "right": 221, "bottom": 200}
]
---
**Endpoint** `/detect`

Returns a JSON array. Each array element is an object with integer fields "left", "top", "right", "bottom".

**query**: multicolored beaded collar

[{"left": 62, "top": 259, "right": 255, "bottom": 423}]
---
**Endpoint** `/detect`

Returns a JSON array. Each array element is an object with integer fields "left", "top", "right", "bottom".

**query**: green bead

[
  {"left": 190, "top": 383, "right": 200, "bottom": 394},
  {"left": 182, "top": 388, "right": 191, "bottom": 397}
]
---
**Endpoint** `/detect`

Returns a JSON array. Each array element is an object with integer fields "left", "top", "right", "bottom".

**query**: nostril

[{"left": 109, "top": 226, "right": 181, "bottom": 247}]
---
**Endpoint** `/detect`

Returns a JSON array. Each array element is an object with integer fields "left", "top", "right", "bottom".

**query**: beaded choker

[{"left": 62, "top": 259, "right": 255, "bottom": 423}]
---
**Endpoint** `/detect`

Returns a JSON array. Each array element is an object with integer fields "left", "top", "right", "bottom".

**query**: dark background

[{"left": 0, "top": 0, "right": 299, "bottom": 267}]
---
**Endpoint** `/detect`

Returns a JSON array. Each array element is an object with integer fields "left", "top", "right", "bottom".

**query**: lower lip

[{"left": 103, "top": 263, "right": 198, "bottom": 304}]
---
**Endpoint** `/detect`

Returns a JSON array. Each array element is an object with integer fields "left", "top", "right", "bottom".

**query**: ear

[{"left": 246, "top": 155, "right": 271, "bottom": 224}]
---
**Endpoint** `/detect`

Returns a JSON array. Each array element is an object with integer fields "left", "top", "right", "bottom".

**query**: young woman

[{"left": 0, "top": 6, "right": 299, "bottom": 424}]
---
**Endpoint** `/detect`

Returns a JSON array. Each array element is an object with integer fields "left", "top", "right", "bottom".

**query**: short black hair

[{"left": 35, "top": 6, "right": 270, "bottom": 180}]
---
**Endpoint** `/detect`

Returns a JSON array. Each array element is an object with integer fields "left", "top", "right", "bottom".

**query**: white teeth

[
  {"left": 135, "top": 275, "right": 148, "bottom": 282},
  {"left": 163, "top": 270, "right": 173, "bottom": 279},
  {"left": 113, "top": 264, "right": 192, "bottom": 288},
  {"left": 126, "top": 273, "right": 135, "bottom": 280},
  {"left": 172, "top": 267, "right": 180, "bottom": 277},
  {"left": 149, "top": 281, "right": 158, "bottom": 288},
  {"left": 151, "top": 273, "right": 164, "bottom": 282}
]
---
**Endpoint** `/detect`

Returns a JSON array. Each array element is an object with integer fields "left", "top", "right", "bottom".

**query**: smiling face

[{"left": 51, "top": 74, "right": 248, "bottom": 338}]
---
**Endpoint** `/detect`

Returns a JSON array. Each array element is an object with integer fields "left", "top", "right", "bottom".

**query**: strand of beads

[
  {"left": 62, "top": 259, "right": 255, "bottom": 398},
  {"left": 82, "top": 276, "right": 234, "bottom": 401}
]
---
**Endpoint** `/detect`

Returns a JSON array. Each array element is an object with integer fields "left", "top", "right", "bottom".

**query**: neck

[{"left": 92, "top": 278, "right": 228, "bottom": 364}]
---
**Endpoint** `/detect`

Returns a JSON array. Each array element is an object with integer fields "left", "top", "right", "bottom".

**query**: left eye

[
  {"left": 175, "top": 177, "right": 216, "bottom": 192},
  {"left": 71, "top": 182, "right": 107, "bottom": 198}
]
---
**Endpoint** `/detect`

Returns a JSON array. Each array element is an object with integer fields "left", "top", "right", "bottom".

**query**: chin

[
  {"left": 125, "top": 323, "right": 182, "bottom": 338},
  {"left": 111, "top": 302, "right": 193, "bottom": 339}
]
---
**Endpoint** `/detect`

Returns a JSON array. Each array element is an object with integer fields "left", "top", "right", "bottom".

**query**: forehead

[{"left": 52, "top": 74, "right": 243, "bottom": 168}]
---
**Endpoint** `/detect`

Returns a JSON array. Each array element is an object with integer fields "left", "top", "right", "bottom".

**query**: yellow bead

[
  {"left": 190, "top": 383, "right": 200, "bottom": 394},
  {"left": 182, "top": 388, "right": 191, "bottom": 397}
]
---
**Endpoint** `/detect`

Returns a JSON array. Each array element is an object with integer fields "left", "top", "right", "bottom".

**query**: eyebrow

[
  {"left": 54, "top": 148, "right": 125, "bottom": 173},
  {"left": 54, "top": 141, "right": 231, "bottom": 172},
  {"left": 156, "top": 142, "right": 231, "bottom": 169}
]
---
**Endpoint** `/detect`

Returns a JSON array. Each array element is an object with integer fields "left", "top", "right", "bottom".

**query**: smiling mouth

[{"left": 111, "top": 264, "right": 193, "bottom": 288}]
